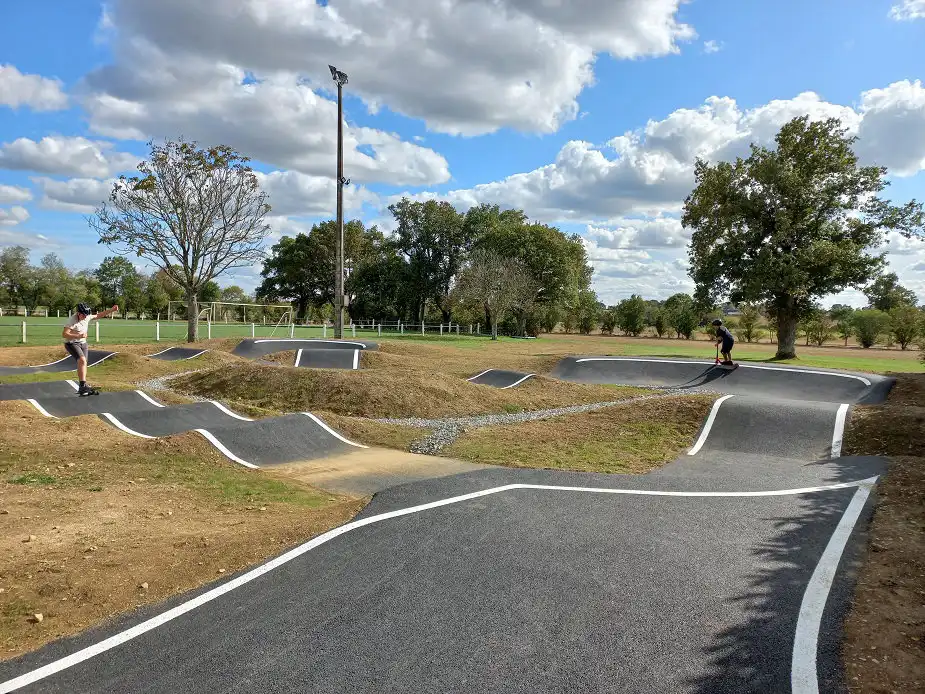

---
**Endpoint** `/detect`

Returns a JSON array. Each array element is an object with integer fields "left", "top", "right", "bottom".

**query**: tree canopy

[{"left": 683, "top": 115, "right": 924, "bottom": 359}]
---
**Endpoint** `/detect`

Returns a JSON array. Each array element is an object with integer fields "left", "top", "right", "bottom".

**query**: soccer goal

[{"left": 167, "top": 300, "right": 293, "bottom": 324}]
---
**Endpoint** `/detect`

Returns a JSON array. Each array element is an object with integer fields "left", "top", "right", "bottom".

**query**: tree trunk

[
  {"left": 186, "top": 290, "right": 198, "bottom": 343},
  {"left": 775, "top": 310, "right": 798, "bottom": 359},
  {"left": 296, "top": 299, "right": 307, "bottom": 322},
  {"left": 491, "top": 319, "right": 498, "bottom": 341}
]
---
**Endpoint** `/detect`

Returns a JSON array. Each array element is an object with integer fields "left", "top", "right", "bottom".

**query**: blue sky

[{"left": 1, "top": 0, "right": 924, "bottom": 305}]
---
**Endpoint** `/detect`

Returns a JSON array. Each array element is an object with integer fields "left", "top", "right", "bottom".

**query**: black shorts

[
  {"left": 64, "top": 342, "right": 89, "bottom": 361},
  {"left": 721, "top": 341, "right": 734, "bottom": 354}
]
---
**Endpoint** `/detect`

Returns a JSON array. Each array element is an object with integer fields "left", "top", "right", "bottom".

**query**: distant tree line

[
  {"left": 0, "top": 246, "right": 256, "bottom": 320},
  {"left": 257, "top": 200, "right": 593, "bottom": 339}
]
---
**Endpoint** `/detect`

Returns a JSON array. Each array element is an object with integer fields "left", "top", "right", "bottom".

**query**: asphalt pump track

[
  {"left": 0, "top": 379, "right": 366, "bottom": 468},
  {"left": 0, "top": 350, "right": 117, "bottom": 376},
  {"left": 232, "top": 338, "right": 377, "bottom": 370},
  {"left": 0, "top": 358, "right": 895, "bottom": 694}
]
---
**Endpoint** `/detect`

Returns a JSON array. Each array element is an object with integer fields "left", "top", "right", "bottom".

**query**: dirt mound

[{"left": 171, "top": 362, "right": 643, "bottom": 419}]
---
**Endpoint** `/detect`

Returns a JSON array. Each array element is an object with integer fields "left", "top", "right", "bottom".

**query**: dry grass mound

[
  {"left": 445, "top": 395, "right": 715, "bottom": 473},
  {"left": 841, "top": 373, "right": 925, "bottom": 694},
  {"left": 171, "top": 362, "right": 643, "bottom": 419}
]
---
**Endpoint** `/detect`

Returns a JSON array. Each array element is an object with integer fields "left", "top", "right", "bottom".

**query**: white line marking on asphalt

[
  {"left": 209, "top": 401, "right": 252, "bottom": 421},
  {"left": 65, "top": 380, "right": 79, "bottom": 390},
  {"left": 830, "top": 404, "right": 849, "bottom": 458},
  {"left": 180, "top": 349, "right": 207, "bottom": 360},
  {"left": 193, "top": 429, "right": 259, "bottom": 469},
  {"left": 25, "top": 356, "right": 71, "bottom": 368},
  {"left": 687, "top": 394, "right": 735, "bottom": 455},
  {"left": 254, "top": 338, "right": 369, "bottom": 348},
  {"left": 352, "top": 349, "right": 359, "bottom": 370},
  {"left": 574, "top": 358, "right": 872, "bottom": 386},
  {"left": 466, "top": 369, "right": 493, "bottom": 381},
  {"left": 0, "top": 476, "right": 878, "bottom": 694},
  {"left": 26, "top": 399, "right": 56, "bottom": 418},
  {"left": 135, "top": 391, "right": 165, "bottom": 408},
  {"left": 101, "top": 413, "right": 155, "bottom": 439},
  {"left": 791, "top": 479, "right": 876, "bottom": 694},
  {"left": 500, "top": 373, "right": 534, "bottom": 389},
  {"left": 294, "top": 348, "right": 303, "bottom": 367},
  {"left": 145, "top": 347, "right": 172, "bottom": 357},
  {"left": 86, "top": 352, "right": 118, "bottom": 368},
  {"left": 301, "top": 412, "right": 368, "bottom": 448}
]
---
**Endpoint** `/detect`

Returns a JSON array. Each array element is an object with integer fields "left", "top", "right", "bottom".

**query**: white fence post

[
  {"left": 456, "top": 324, "right": 460, "bottom": 335},
  {"left": 421, "top": 322, "right": 425, "bottom": 335},
  {"left": 378, "top": 323, "right": 382, "bottom": 337},
  {"left": 440, "top": 323, "right": 443, "bottom": 336},
  {"left": 251, "top": 323, "right": 255, "bottom": 338},
  {"left": 289, "top": 323, "right": 294, "bottom": 338},
  {"left": 323, "top": 324, "right": 327, "bottom": 338},
  {"left": 95, "top": 322, "right": 100, "bottom": 343},
  {"left": 21, "top": 321, "right": 26, "bottom": 343},
  {"left": 207, "top": 319, "right": 212, "bottom": 340},
  {"left": 399, "top": 321, "right": 403, "bottom": 335},
  {"left": 352, "top": 324, "right": 356, "bottom": 338},
  {"left": 155, "top": 321, "right": 160, "bottom": 341},
  {"left": 476, "top": 322, "right": 480, "bottom": 335}
]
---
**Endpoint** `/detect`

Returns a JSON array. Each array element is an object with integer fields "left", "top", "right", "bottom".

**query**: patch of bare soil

[
  {"left": 842, "top": 374, "right": 925, "bottom": 693},
  {"left": 0, "top": 401, "right": 363, "bottom": 661}
]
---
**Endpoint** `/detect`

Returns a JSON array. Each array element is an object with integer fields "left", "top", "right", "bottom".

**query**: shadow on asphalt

[{"left": 684, "top": 456, "right": 881, "bottom": 694}]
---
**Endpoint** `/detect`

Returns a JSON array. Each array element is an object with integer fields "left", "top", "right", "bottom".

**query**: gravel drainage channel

[{"left": 375, "top": 388, "right": 710, "bottom": 455}]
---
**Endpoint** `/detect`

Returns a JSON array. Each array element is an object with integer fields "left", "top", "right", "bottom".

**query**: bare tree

[
  {"left": 457, "top": 249, "right": 537, "bottom": 340},
  {"left": 91, "top": 140, "right": 271, "bottom": 342}
]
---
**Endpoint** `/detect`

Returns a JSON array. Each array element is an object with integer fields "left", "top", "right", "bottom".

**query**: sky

[{"left": 1, "top": 0, "right": 924, "bottom": 308}]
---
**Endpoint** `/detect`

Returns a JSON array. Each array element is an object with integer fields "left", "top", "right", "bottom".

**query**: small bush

[
  {"left": 852, "top": 309, "right": 891, "bottom": 348},
  {"left": 889, "top": 305, "right": 921, "bottom": 350}
]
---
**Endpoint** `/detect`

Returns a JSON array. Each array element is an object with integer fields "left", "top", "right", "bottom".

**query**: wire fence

[{"left": 0, "top": 318, "right": 496, "bottom": 347}]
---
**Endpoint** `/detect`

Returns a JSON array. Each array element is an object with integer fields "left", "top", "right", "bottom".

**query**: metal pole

[{"left": 334, "top": 78, "right": 345, "bottom": 339}]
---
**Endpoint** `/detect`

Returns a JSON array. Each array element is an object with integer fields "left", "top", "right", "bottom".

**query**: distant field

[{"left": 0, "top": 316, "right": 921, "bottom": 373}]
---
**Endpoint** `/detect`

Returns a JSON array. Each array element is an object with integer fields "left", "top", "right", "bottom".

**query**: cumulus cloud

[
  {"left": 88, "top": 0, "right": 693, "bottom": 137},
  {"left": 0, "top": 205, "right": 30, "bottom": 227},
  {"left": 0, "top": 184, "right": 32, "bottom": 204},
  {"left": 586, "top": 217, "right": 691, "bottom": 250},
  {"left": 80, "top": 50, "right": 449, "bottom": 186},
  {"left": 0, "top": 64, "right": 68, "bottom": 111},
  {"left": 397, "top": 80, "right": 925, "bottom": 225},
  {"left": 33, "top": 177, "right": 116, "bottom": 213},
  {"left": 0, "top": 136, "right": 137, "bottom": 178},
  {"left": 889, "top": 0, "right": 925, "bottom": 21},
  {"left": 255, "top": 170, "right": 378, "bottom": 217},
  {"left": 703, "top": 40, "right": 723, "bottom": 54}
]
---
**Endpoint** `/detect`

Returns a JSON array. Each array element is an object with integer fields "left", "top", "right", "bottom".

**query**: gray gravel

[
  {"left": 136, "top": 371, "right": 210, "bottom": 402},
  {"left": 375, "top": 387, "right": 708, "bottom": 455}
]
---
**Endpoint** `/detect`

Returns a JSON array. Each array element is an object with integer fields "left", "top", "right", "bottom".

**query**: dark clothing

[
  {"left": 65, "top": 341, "right": 89, "bottom": 361},
  {"left": 716, "top": 325, "right": 735, "bottom": 351}
]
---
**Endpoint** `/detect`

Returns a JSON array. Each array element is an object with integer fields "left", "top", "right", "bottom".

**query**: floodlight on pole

[{"left": 330, "top": 64, "right": 349, "bottom": 339}]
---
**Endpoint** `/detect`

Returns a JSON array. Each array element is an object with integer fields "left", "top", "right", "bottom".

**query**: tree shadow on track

[{"left": 684, "top": 456, "right": 883, "bottom": 694}]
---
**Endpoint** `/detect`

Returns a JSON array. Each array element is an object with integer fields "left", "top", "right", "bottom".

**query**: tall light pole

[{"left": 329, "top": 64, "right": 349, "bottom": 339}]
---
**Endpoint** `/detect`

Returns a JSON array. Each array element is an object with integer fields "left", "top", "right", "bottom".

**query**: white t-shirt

[{"left": 64, "top": 313, "right": 97, "bottom": 344}]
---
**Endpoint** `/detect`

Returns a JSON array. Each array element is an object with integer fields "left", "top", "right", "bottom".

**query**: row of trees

[
  {"left": 257, "top": 200, "right": 593, "bottom": 339},
  {"left": 0, "top": 246, "right": 253, "bottom": 319}
]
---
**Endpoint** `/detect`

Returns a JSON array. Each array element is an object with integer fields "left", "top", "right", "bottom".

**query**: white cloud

[
  {"left": 879, "top": 231, "right": 925, "bottom": 256},
  {"left": 907, "top": 260, "right": 925, "bottom": 272},
  {"left": 0, "top": 64, "right": 68, "bottom": 111},
  {"left": 0, "top": 184, "right": 32, "bottom": 204},
  {"left": 855, "top": 80, "right": 925, "bottom": 176},
  {"left": 88, "top": 0, "right": 694, "bottom": 137},
  {"left": 397, "top": 80, "right": 925, "bottom": 224},
  {"left": 255, "top": 170, "right": 378, "bottom": 217},
  {"left": 0, "top": 136, "right": 137, "bottom": 178},
  {"left": 33, "top": 177, "right": 116, "bottom": 214},
  {"left": 703, "top": 40, "right": 723, "bottom": 54},
  {"left": 889, "top": 1, "right": 925, "bottom": 21},
  {"left": 586, "top": 217, "right": 691, "bottom": 250},
  {"left": 0, "top": 205, "right": 30, "bottom": 227},
  {"left": 81, "top": 51, "right": 449, "bottom": 186},
  {"left": 0, "top": 228, "right": 60, "bottom": 249}
]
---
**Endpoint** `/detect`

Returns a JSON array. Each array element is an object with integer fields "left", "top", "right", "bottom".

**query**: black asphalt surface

[
  {"left": 146, "top": 347, "right": 207, "bottom": 361},
  {"left": 0, "top": 350, "right": 116, "bottom": 375},
  {"left": 294, "top": 347, "right": 359, "bottom": 370},
  {"left": 551, "top": 355, "right": 893, "bottom": 404},
  {"left": 467, "top": 368, "right": 533, "bottom": 388},
  {"left": 0, "top": 356, "right": 887, "bottom": 693},
  {"left": 0, "top": 383, "right": 359, "bottom": 467},
  {"left": 232, "top": 338, "right": 378, "bottom": 359}
]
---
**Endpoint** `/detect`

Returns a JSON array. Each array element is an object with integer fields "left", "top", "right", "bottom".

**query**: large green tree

[
  {"left": 0, "top": 245, "right": 31, "bottom": 311},
  {"left": 92, "top": 139, "right": 271, "bottom": 341},
  {"left": 663, "top": 293, "right": 698, "bottom": 339},
  {"left": 95, "top": 256, "right": 143, "bottom": 317},
  {"left": 684, "top": 116, "right": 924, "bottom": 359},
  {"left": 864, "top": 272, "right": 918, "bottom": 312}
]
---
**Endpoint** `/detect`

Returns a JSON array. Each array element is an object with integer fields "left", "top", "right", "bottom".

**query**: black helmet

[
  {"left": 76, "top": 302, "right": 91, "bottom": 315},
  {"left": 711, "top": 318, "right": 723, "bottom": 326}
]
